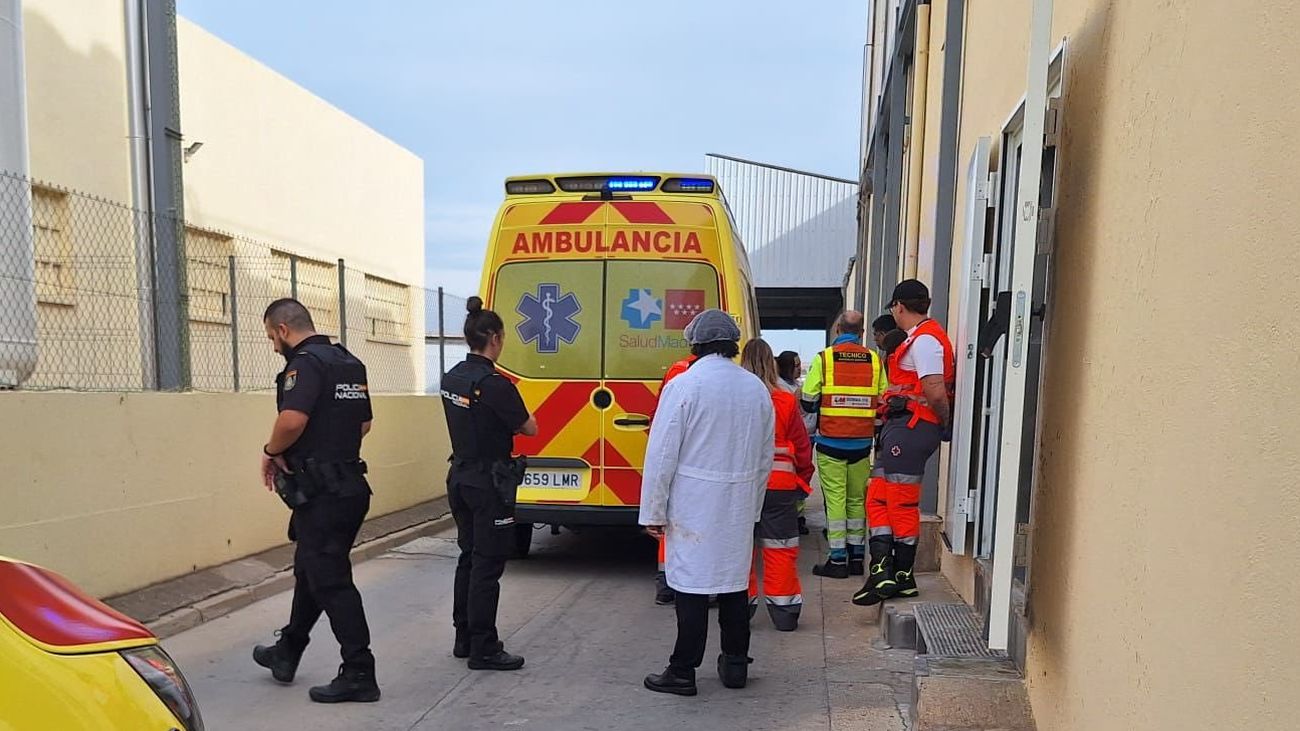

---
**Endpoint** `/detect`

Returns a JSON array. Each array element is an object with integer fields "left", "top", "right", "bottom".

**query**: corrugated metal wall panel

[{"left": 705, "top": 154, "right": 859, "bottom": 289}]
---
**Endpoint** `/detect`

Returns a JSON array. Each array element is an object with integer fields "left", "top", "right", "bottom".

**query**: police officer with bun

[
  {"left": 441, "top": 296, "right": 537, "bottom": 671},
  {"left": 252, "top": 298, "right": 380, "bottom": 703}
]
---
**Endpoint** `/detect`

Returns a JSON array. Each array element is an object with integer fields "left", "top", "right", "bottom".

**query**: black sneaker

[
  {"left": 848, "top": 557, "right": 866, "bottom": 576},
  {"left": 717, "top": 654, "right": 753, "bottom": 689},
  {"left": 468, "top": 650, "right": 526, "bottom": 671},
  {"left": 894, "top": 570, "right": 919, "bottom": 598},
  {"left": 644, "top": 666, "right": 698, "bottom": 696},
  {"left": 308, "top": 665, "right": 380, "bottom": 704},
  {"left": 252, "top": 641, "right": 304, "bottom": 684},
  {"left": 812, "top": 560, "right": 850, "bottom": 579}
]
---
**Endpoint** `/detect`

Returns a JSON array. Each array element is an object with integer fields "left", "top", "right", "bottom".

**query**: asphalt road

[{"left": 165, "top": 504, "right": 920, "bottom": 731}]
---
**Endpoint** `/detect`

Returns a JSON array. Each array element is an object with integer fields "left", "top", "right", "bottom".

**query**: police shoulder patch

[{"left": 284, "top": 370, "right": 298, "bottom": 391}]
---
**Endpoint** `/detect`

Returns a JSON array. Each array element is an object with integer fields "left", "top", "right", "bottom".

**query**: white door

[
  {"left": 944, "top": 136, "right": 994, "bottom": 556},
  {"left": 987, "top": 0, "right": 1055, "bottom": 652}
]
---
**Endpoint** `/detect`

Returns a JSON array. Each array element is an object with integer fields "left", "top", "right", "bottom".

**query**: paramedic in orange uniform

[
  {"left": 853, "top": 280, "right": 955, "bottom": 606},
  {"left": 741, "top": 339, "right": 814, "bottom": 631}
]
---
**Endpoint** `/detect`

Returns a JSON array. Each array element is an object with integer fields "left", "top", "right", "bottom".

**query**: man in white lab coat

[{"left": 640, "top": 310, "right": 775, "bottom": 696}]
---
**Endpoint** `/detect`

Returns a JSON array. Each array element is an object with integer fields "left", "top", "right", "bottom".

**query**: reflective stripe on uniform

[
  {"left": 871, "top": 526, "right": 894, "bottom": 536},
  {"left": 765, "top": 594, "right": 803, "bottom": 607},
  {"left": 880, "top": 472, "right": 924, "bottom": 484},
  {"left": 761, "top": 537, "right": 800, "bottom": 550}
]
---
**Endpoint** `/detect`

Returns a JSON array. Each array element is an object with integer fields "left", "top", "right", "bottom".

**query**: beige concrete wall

[
  {"left": 177, "top": 19, "right": 426, "bottom": 394},
  {"left": 0, "top": 392, "right": 449, "bottom": 598},
  {"left": 903, "top": 0, "right": 1300, "bottom": 728}
]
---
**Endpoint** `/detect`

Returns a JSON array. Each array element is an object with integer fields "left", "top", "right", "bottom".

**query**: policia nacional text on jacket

[{"left": 252, "top": 298, "right": 381, "bottom": 704}]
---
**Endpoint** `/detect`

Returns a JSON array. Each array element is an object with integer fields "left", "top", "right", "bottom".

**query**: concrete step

[{"left": 907, "top": 602, "right": 1036, "bottom": 731}]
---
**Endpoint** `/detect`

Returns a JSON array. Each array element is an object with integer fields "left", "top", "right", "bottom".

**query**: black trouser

[
  {"left": 669, "top": 590, "right": 750, "bottom": 674},
  {"left": 282, "top": 493, "right": 374, "bottom": 671},
  {"left": 449, "top": 476, "right": 514, "bottom": 659}
]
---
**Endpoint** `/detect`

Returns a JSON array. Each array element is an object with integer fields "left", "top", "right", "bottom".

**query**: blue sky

[{"left": 178, "top": 1, "right": 867, "bottom": 357}]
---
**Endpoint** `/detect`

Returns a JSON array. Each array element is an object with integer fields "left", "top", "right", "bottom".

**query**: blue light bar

[
  {"left": 606, "top": 177, "right": 658, "bottom": 191},
  {"left": 662, "top": 177, "right": 716, "bottom": 193}
]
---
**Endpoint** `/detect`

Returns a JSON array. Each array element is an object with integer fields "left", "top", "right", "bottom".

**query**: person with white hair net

[{"left": 639, "top": 309, "right": 775, "bottom": 696}]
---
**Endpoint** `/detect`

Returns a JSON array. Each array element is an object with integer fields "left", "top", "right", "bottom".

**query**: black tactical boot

[
  {"left": 308, "top": 665, "right": 380, "bottom": 703},
  {"left": 452, "top": 632, "right": 470, "bottom": 659},
  {"left": 812, "top": 558, "right": 850, "bottom": 579},
  {"left": 894, "top": 542, "right": 919, "bottom": 598},
  {"left": 654, "top": 571, "right": 676, "bottom": 605},
  {"left": 252, "top": 638, "right": 305, "bottom": 683},
  {"left": 468, "top": 649, "right": 526, "bottom": 671},
  {"left": 644, "top": 666, "right": 698, "bottom": 696},
  {"left": 717, "top": 654, "right": 753, "bottom": 689},
  {"left": 852, "top": 537, "right": 898, "bottom": 606}
]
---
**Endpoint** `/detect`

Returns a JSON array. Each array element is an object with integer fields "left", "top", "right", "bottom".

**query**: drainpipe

[
  {"left": 0, "top": 0, "right": 37, "bottom": 388},
  {"left": 903, "top": 0, "right": 932, "bottom": 279},
  {"left": 125, "top": 0, "right": 157, "bottom": 389}
]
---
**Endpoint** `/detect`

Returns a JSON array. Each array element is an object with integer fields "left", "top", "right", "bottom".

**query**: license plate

[{"left": 521, "top": 470, "right": 584, "bottom": 490}]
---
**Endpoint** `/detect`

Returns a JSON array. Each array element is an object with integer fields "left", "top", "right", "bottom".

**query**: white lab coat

[{"left": 638, "top": 355, "right": 775, "bottom": 595}]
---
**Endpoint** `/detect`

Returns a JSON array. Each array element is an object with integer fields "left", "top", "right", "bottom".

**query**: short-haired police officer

[
  {"left": 253, "top": 298, "right": 380, "bottom": 703},
  {"left": 441, "top": 296, "right": 537, "bottom": 671}
]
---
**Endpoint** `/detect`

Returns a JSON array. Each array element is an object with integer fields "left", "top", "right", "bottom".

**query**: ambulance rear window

[
  {"left": 605, "top": 261, "right": 721, "bottom": 380},
  {"left": 494, "top": 261, "right": 603, "bottom": 380}
]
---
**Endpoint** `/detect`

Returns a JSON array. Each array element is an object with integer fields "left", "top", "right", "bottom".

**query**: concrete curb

[{"left": 148, "top": 511, "right": 455, "bottom": 640}]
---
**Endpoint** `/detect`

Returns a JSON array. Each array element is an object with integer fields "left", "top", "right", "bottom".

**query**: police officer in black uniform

[
  {"left": 252, "top": 298, "right": 380, "bottom": 703},
  {"left": 441, "top": 296, "right": 537, "bottom": 671}
]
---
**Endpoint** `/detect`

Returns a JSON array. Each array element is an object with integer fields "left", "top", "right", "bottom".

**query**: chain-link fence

[{"left": 0, "top": 171, "right": 467, "bottom": 394}]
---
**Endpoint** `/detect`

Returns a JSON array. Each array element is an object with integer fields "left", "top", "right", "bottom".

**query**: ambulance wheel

[{"left": 512, "top": 523, "right": 534, "bottom": 559}]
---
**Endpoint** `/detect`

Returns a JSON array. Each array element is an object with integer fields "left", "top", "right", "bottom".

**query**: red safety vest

[
  {"left": 660, "top": 355, "right": 698, "bottom": 390},
  {"left": 885, "top": 319, "right": 956, "bottom": 427},
  {"left": 770, "top": 390, "right": 811, "bottom": 493}
]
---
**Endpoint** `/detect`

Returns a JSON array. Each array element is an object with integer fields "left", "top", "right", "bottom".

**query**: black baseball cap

[{"left": 887, "top": 279, "right": 930, "bottom": 307}]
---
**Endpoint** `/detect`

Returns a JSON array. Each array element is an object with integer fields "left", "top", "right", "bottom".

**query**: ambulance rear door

[{"left": 600, "top": 199, "right": 724, "bottom": 508}]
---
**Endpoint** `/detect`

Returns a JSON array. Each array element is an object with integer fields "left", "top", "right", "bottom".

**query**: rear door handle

[{"left": 613, "top": 414, "right": 651, "bottom": 429}]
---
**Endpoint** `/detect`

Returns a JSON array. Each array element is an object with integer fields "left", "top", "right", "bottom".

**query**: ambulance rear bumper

[{"left": 514, "top": 504, "right": 641, "bottom": 527}]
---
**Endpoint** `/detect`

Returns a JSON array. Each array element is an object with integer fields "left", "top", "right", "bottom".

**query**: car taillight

[{"left": 121, "top": 646, "right": 205, "bottom": 731}]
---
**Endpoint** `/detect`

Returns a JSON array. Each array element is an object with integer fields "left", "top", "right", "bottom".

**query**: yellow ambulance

[{"left": 478, "top": 173, "right": 759, "bottom": 552}]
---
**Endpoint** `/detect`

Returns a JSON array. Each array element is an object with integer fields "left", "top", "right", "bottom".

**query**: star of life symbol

[
  {"left": 620, "top": 288, "right": 662, "bottom": 330},
  {"left": 517, "top": 283, "right": 582, "bottom": 354}
]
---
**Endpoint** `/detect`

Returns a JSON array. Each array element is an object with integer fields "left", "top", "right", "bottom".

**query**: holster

[
  {"left": 490, "top": 456, "right": 528, "bottom": 511},
  {"left": 273, "top": 471, "right": 316, "bottom": 510}
]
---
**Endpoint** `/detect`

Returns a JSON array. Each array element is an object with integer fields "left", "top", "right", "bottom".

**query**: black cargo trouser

[
  {"left": 282, "top": 493, "right": 374, "bottom": 671},
  {"left": 449, "top": 473, "right": 515, "bottom": 659}
]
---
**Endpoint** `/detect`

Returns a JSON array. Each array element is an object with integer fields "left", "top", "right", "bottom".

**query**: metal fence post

[
  {"left": 337, "top": 258, "right": 347, "bottom": 347},
  {"left": 289, "top": 254, "right": 299, "bottom": 300},
  {"left": 228, "top": 254, "right": 240, "bottom": 392},
  {"left": 438, "top": 286, "right": 445, "bottom": 378}
]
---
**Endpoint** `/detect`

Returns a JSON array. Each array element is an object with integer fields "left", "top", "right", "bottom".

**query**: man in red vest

[{"left": 853, "top": 280, "right": 955, "bottom": 606}]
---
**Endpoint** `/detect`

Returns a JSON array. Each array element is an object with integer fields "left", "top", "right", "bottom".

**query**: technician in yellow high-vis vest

[{"left": 801, "top": 311, "right": 886, "bottom": 579}]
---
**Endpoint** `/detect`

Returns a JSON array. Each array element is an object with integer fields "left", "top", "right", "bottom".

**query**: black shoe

[
  {"left": 308, "top": 665, "right": 380, "bottom": 704},
  {"left": 849, "top": 557, "right": 866, "bottom": 576},
  {"left": 717, "top": 654, "right": 753, "bottom": 689},
  {"left": 895, "top": 570, "right": 919, "bottom": 598},
  {"left": 252, "top": 641, "right": 304, "bottom": 684},
  {"left": 812, "top": 559, "right": 850, "bottom": 579},
  {"left": 644, "top": 666, "right": 698, "bottom": 696},
  {"left": 453, "top": 637, "right": 470, "bottom": 659},
  {"left": 798, "top": 517, "right": 810, "bottom": 536},
  {"left": 468, "top": 650, "right": 525, "bottom": 671}
]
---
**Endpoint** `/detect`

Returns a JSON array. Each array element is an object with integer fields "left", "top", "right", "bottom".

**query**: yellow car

[{"left": 0, "top": 556, "right": 204, "bottom": 730}]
